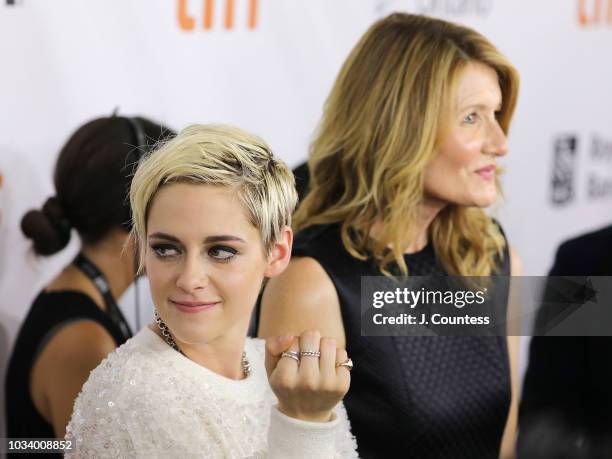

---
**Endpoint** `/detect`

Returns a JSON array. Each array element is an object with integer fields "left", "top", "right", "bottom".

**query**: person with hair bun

[
  {"left": 259, "top": 13, "right": 522, "bottom": 458},
  {"left": 5, "top": 116, "right": 175, "bottom": 445}
]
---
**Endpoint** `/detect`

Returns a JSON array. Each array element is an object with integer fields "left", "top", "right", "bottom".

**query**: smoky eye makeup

[
  {"left": 149, "top": 242, "right": 181, "bottom": 259},
  {"left": 147, "top": 241, "right": 240, "bottom": 263},
  {"left": 208, "top": 245, "right": 239, "bottom": 262},
  {"left": 147, "top": 232, "right": 244, "bottom": 263}
]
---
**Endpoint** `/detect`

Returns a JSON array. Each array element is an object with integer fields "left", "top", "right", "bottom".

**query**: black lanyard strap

[{"left": 72, "top": 252, "right": 133, "bottom": 339}]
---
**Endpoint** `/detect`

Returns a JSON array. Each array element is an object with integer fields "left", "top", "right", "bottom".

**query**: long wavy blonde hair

[{"left": 294, "top": 13, "right": 519, "bottom": 277}]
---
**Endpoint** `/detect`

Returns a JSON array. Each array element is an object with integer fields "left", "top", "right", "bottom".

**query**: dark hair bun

[
  {"left": 21, "top": 116, "right": 175, "bottom": 253},
  {"left": 21, "top": 196, "right": 72, "bottom": 255}
]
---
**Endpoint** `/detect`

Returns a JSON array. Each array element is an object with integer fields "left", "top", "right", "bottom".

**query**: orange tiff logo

[
  {"left": 578, "top": 0, "right": 612, "bottom": 26},
  {"left": 177, "top": 0, "right": 258, "bottom": 30}
]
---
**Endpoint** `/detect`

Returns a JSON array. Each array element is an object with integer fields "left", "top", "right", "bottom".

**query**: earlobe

[{"left": 264, "top": 226, "right": 293, "bottom": 278}]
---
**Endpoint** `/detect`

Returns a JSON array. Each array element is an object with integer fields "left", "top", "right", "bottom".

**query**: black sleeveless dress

[
  {"left": 5, "top": 291, "right": 131, "bottom": 457},
  {"left": 292, "top": 224, "right": 511, "bottom": 459}
]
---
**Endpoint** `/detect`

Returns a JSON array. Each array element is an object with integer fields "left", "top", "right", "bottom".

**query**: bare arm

[
  {"left": 30, "top": 320, "right": 117, "bottom": 437},
  {"left": 499, "top": 245, "right": 522, "bottom": 459},
  {"left": 258, "top": 257, "right": 346, "bottom": 348}
]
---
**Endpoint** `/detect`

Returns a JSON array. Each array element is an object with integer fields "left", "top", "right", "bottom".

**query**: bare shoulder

[
  {"left": 32, "top": 320, "right": 117, "bottom": 394},
  {"left": 509, "top": 245, "right": 523, "bottom": 276},
  {"left": 266, "top": 256, "right": 338, "bottom": 305},
  {"left": 32, "top": 320, "right": 118, "bottom": 398},
  {"left": 44, "top": 320, "right": 117, "bottom": 365},
  {"left": 30, "top": 320, "right": 118, "bottom": 436},
  {"left": 259, "top": 257, "right": 346, "bottom": 346}
]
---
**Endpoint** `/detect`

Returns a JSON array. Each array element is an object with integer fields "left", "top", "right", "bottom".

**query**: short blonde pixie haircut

[{"left": 129, "top": 124, "right": 297, "bottom": 274}]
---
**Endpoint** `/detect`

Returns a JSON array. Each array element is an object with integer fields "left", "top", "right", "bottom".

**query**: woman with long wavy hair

[{"left": 259, "top": 13, "right": 521, "bottom": 458}]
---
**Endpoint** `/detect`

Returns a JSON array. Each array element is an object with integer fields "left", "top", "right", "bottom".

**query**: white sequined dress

[{"left": 65, "top": 327, "right": 358, "bottom": 458}]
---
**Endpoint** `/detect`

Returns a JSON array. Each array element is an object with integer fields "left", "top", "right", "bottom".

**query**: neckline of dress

[
  {"left": 137, "top": 327, "right": 263, "bottom": 397},
  {"left": 403, "top": 242, "right": 433, "bottom": 258},
  {"left": 324, "top": 222, "right": 433, "bottom": 259}
]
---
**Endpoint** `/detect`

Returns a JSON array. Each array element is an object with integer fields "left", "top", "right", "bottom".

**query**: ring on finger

[
  {"left": 336, "top": 358, "right": 353, "bottom": 371},
  {"left": 299, "top": 350, "right": 321, "bottom": 358},
  {"left": 281, "top": 351, "right": 300, "bottom": 363}
]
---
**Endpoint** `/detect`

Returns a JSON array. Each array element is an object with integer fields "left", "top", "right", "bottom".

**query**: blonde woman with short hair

[
  {"left": 65, "top": 124, "right": 358, "bottom": 458},
  {"left": 259, "top": 13, "right": 522, "bottom": 458}
]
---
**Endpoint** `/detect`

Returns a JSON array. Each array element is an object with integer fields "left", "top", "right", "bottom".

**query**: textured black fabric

[
  {"left": 5, "top": 291, "right": 130, "bottom": 457},
  {"left": 518, "top": 224, "right": 612, "bottom": 458},
  {"left": 292, "top": 224, "right": 511, "bottom": 459}
]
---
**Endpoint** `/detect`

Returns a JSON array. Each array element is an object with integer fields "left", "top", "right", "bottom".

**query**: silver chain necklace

[{"left": 154, "top": 310, "right": 251, "bottom": 378}]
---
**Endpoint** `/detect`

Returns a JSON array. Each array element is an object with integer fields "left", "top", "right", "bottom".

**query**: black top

[
  {"left": 292, "top": 224, "right": 511, "bottom": 459},
  {"left": 292, "top": 162, "right": 310, "bottom": 203},
  {"left": 5, "top": 290, "right": 130, "bottom": 456},
  {"left": 518, "top": 224, "right": 612, "bottom": 458}
]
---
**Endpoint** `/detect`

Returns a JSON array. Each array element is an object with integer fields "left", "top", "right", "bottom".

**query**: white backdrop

[{"left": 1, "top": 0, "right": 611, "bottom": 437}]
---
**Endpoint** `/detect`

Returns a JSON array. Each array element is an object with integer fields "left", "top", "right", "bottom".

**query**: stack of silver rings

[{"left": 280, "top": 350, "right": 353, "bottom": 371}]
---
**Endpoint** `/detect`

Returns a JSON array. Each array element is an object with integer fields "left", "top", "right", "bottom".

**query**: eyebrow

[
  {"left": 148, "top": 232, "right": 247, "bottom": 244},
  {"left": 458, "top": 103, "right": 503, "bottom": 112}
]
